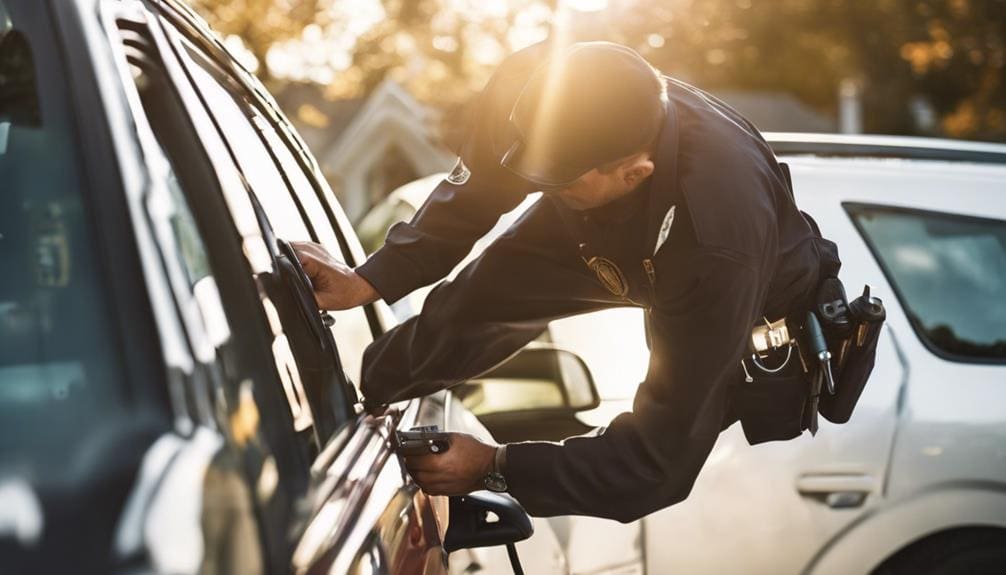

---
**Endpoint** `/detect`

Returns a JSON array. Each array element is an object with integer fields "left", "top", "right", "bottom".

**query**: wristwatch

[{"left": 484, "top": 445, "right": 508, "bottom": 492}]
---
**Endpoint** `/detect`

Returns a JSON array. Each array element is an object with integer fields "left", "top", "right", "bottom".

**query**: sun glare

[{"left": 561, "top": 0, "right": 609, "bottom": 12}]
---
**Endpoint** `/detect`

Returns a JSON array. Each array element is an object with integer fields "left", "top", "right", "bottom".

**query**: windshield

[{"left": 0, "top": 2, "right": 154, "bottom": 563}]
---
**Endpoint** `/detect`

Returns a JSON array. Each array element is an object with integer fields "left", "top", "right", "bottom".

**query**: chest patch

[
  {"left": 446, "top": 157, "right": 471, "bottom": 185},
  {"left": 586, "top": 256, "right": 629, "bottom": 298},
  {"left": 653, "top": 205, "right": 676, "bottom": 256}
]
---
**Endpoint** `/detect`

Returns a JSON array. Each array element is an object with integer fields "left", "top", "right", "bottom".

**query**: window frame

[
  {"left": 845, "top": 201, "right": 1006, "bottom": 366},
  {"left": 106, "top": 10, "right": 244, "bottom": 432}
]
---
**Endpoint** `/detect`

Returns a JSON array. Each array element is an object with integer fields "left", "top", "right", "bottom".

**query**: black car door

[
  {"left": 94, "top": 3, "right": 339, "bottom": 572},
  {"left": 103, "top": 5, "right": 362, "bottom": 572},
  {"left": 149, "top": 6, "right": 455, "bottom": 573}
]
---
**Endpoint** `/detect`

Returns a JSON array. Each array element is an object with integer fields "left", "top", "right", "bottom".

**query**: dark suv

[{"left": 0, "top": 1, "right": 581, "bottom": 573}]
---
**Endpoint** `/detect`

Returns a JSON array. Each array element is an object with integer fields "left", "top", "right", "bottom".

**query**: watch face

[{"left": 485, "top": 472, "right": 507, "bottom": 493}]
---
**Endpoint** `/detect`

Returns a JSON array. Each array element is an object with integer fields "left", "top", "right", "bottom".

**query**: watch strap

[{"left": 493, "top": 445, "right": 507, "bottom": 476}]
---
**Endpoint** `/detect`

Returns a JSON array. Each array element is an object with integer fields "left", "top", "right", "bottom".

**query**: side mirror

[
  {"left": 443, "top": 491, "right": 533, "bottom": 553},
  {"left": 454, "top": 345, "right": 600, "bottom": 418}
]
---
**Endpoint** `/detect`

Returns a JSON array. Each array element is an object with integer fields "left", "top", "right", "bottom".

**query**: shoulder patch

[
  {"left": 446, "top": 157, "right": 471, "bottom": 185},
  {"left": 653, "top": 205, "right": 676, "bottom": 256}
]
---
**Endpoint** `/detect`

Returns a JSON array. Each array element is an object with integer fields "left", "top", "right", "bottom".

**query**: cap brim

[{"left": 500, "top": 138, "right": 589, "bottom": 191}]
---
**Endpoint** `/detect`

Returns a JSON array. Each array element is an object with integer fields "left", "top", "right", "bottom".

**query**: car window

[
  {"left": 0, "top": 0, "right": 164, "bottom": 489},
  {"left": 165, "top": 171, "right": 213, "bottom": 287},
  {"left": 180, "top": 42, "right": 374, "bottom": 386},
  {"left": 848, "top": 204, "right": 1006, "bottom": 362}
]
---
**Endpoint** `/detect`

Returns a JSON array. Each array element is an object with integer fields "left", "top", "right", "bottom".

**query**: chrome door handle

[{"left": 796, "top": 474, "right": 875, "bottom": 509}]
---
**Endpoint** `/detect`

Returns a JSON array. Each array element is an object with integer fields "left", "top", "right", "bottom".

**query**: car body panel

[
  {"left": 442, "top": 392, "right": 570, "bottom": 575},
  {"left": 293, "top": 400, "right": 449, "bottom": 575},
  {"left": 808, "top": 487, "right": 1006, "bottom": 575}
]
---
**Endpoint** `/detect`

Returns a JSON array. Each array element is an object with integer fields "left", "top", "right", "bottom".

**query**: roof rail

[{"left": 765, "top": 132, "right": 1006, "bottom": 165}]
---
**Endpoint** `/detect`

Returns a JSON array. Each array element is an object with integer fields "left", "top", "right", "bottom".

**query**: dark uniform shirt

[{"left": 356, "top": 43, "right": 830, "bottom": 522}]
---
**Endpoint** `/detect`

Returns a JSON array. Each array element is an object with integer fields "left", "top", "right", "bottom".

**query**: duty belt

[{"left": 742, "top": 278, "right": 886, "bottom": 434}]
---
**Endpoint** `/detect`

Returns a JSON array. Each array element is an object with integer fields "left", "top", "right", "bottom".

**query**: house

[{"left": 278, "top": 81, "right": 454, "bottom": 223}]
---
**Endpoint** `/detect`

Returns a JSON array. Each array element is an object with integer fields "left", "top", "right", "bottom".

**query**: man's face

[{"left": 547, "top": 155, "right": 653, "bottom": 210}]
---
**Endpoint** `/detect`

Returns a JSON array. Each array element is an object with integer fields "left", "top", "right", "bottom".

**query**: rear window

[{"left": 848, "top": 204, "right": 1006, "bottom": 362}]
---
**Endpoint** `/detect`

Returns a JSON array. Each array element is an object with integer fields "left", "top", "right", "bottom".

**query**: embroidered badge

[
  {"left": 586, "top": 256, "right": 629, "bottom": 297},
  {"left": 446, "top": 156, "right": 471, "bottom": 185},
  {"left": 653, "top": 205, "right": 676, "bottom": 256}
]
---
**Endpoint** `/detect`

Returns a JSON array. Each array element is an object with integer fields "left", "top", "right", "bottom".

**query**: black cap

[{"left": 500, "top": 42, "right": 666, "bottom": 190}]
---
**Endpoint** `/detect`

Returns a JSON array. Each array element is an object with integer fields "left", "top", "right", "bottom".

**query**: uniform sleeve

[
  {"left": 505, "top": 249, "right": 760, "bottom": 522},
  {"left": 355, "top": 58, "right": 538, "bottom": 304}
]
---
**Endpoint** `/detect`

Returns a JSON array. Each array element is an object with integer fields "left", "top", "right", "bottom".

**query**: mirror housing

[
  {"left": 454, "top": 345, "right": 600, "bottom": 419},
  {"left": 443, "top": 492, "right": 533, "bottom": 553}
]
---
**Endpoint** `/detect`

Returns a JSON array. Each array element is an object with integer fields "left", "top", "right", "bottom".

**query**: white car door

[
  {"left": 808, "top": 160, "right": 1006, "bottom": 574},
  {"left": 639, "top": 157, "right": 910, "bottom": 574}
]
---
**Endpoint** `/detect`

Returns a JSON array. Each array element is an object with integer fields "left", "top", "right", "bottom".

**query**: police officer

[{"left": 294, "top": 41, "right": 835, "bottom": 522}]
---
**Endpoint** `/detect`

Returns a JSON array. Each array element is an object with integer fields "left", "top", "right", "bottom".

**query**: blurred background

[{"left": 188, "top": 0, "right": 1006, "bottom": 222}]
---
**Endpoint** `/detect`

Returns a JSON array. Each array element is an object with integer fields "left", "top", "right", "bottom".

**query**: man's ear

[{"left": 623, "top": 156, "right": 655, "bottom": 187}]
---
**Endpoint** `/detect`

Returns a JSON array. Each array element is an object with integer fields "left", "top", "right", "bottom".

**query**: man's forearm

[{"left": 503, "top": 414, "right": 717, "bottom": 523}]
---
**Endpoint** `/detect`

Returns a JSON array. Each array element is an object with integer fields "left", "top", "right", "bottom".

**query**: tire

[{"left": 873, "top": 527, "right": 1006, "bottom": 575}]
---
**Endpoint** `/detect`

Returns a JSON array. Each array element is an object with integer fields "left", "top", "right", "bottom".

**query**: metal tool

[{"left": 395, "top": 425, "right": 452, "bottom": 456}]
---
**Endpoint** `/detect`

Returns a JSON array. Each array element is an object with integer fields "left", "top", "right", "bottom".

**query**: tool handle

[
  {"left": 848, "top": 285, "right": 886, "bottom": 323},
  {"left": 805, "top": 312, "right": 830, "bottom": 359}
]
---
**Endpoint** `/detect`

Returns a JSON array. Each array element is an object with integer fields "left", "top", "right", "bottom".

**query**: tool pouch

[
  {"left": 819, "top": 289, "right": 886, "bottom": 424},
  {"left": 731, "top": 353, "right": 810, "bottom": 445}
]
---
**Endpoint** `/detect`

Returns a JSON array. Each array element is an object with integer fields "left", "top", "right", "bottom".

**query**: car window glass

[
  {"left": 0, "top": 0, "right": 158, "bottom": 499},
  {"left": 164, "top": 171, "right": 213, "bottom": 287},
  {"left": 849, "top": 205, "right": 1006, "bottom": 361}
]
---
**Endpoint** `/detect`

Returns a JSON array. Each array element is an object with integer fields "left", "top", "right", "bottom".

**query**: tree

[
  {"left": 190, "top": 0, "right": 1006, "bottom": 141},
  {"left": 189, "top": 0, "right": 328, "bottom": 86}
]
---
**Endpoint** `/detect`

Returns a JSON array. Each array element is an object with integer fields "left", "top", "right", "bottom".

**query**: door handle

[
  {"left": 796, "top": 474, "right": 875, "bottom": 509},
  {"left": 277, "top": 238, "right": 334, "bottom": 345}
]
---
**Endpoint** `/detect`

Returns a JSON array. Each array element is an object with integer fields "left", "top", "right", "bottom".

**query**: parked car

[
  {"left": 0, "top": 1, "right": 580, "bottom": 573},
  {"left": 359, "top": 134, "right": 1006, "bottom": 574}
]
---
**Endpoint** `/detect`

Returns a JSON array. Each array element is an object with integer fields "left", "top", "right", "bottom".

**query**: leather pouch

[
  {"left": 733, "top": 357, "right": 810, "bottom": 445},
  {"left": 820, "top": 317, "right": 883, "bottom": 424}
]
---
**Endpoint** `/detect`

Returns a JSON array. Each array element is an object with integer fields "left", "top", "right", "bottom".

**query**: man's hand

[
  {"left": 403, "top": 432, "right": 497, "bottom": 496},
  {"left": 291, "top": 241, "right": 379, "bottom": 310}
]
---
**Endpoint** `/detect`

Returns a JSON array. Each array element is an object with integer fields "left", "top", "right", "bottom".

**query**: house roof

[{"left": 274, "top": 82, "right": 365, "bottom": 154}]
